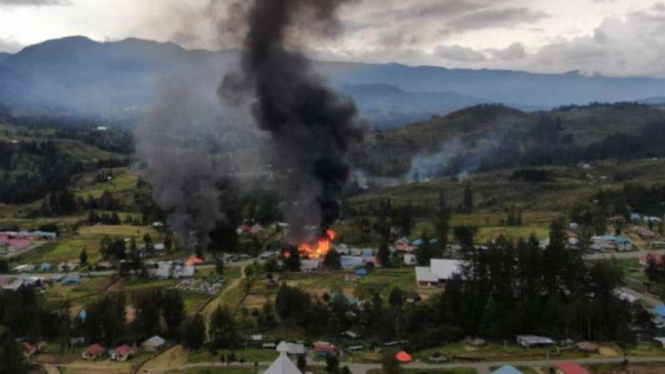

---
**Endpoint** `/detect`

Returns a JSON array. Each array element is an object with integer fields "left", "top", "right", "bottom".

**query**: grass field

[
  {"left": 11, "top": 235, "right": 103, "bottom": 265},
  {"left": 78, "top": 224, "right": 158, "bottom": 237},
  {"left": 188, "top": 349, "right": 279, "bottom": 364},
  {"left": 167, "top": 368, "right": 257, "bottom": 374}
]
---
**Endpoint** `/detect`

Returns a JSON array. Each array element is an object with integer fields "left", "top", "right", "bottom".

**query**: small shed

[{"left": 142, "top": 335, "right": 166, "bottom": 352}]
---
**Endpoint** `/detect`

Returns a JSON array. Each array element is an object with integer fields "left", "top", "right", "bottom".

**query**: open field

[{"left": 79, "top": 224, "right": 159, "bottom": 238}]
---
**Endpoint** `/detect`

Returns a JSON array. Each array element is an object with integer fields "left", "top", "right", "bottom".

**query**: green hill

[{"left": 350, "top": 103, "right": 665, "bottom": 177}]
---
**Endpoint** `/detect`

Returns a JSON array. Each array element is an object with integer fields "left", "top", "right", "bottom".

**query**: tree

[
  {"left": 377, "top": 241, "right": 391, "bottom": 268},
  {"left": 132, "top": 290, "right": 161, "bottom": 337},
  {"left": 164, "top": 231, "right": 173, "bottom": 251},
  {"left": 143, "top": 233, "right": 154, "bottom": 254},
  {"left": 435, "top": 188, "right": 452, "bottom": 254},
  {"left": 209, "top": 305, "right": 239, "bottom": 349},
  {"left": 283, "top": 246, "right": 301, "bottom": 272},
  {"left": 388, "top": 287, "right": 404, "bottom": 310},
  {"left": 181, "top": 315, "right": 205, "bottom": 351},
  {"left": 325, "top": 354, "right": 339, "bottom": 373},
  {"left": 215, "top": 258, "right": 225, "bottom": 276},
  {"left": 297, "top": 355, "right": 307, "bottom": 372},
  {"left": 453, "top": 226, "right": 477, "bottom": 249},
  {"left": 162, "top": 289, "right": 186, "bottom": 339},
  {"left": 463, "top": 184, "right": 474, "bottom": 213},
  {"left": 0, "top": 336, "right": 29, "bottom": 374},
  {"left": 323, "top": 249, "right": 341, "bottom": 270},
  {"left": 382, "top": 350, "right": 400, "bottom": 374},
  {"left": 79, "top": 248, "right": 88, "bottom": 266}
]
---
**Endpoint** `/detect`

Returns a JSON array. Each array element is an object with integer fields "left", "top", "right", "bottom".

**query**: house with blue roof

[
  {"left": 591, "top": 235, "right": 633, "bottom": 251},
  {"left": 64, "top": 274, "right": 81, "bottom": 286},
  {"left": 40, "top": 263, "right": 52, "bottom": 272},
  {"left": 491, "top": 365, "right": 524, "bottom": 374},
  {"left": 355, "top": 268, "right": 369, "bottom": 277},
  {"left": 654, "top": 305, "right": 665, "bottom": 318},
  {"left": 340, "top": 256, "right": 363, "bottom": 270},
  {"left": 412, "top": 238, "right": 424, "bottom": 247}
]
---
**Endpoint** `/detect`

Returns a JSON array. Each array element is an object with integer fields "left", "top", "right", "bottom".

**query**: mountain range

[{"left": 3, "top": 36, "right": 665, "bottom": 128}]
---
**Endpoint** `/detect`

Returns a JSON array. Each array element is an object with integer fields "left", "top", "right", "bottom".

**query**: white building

[
  {"left": 415, "top": 259, "right": 463, "bottom": 288},
  {"left": 264, "top": 342, "right": 303, "bottom": 374}
]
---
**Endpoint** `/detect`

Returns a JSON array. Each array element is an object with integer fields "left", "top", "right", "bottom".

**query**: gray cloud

[
  {"left": 447, "top": 7, "right": 548, "bottom": 32},
  {"left": 435, "top": 44, "right": 486, "bottom": 62},
  {"left": 491, "top": 42, "right": 527, "bottom": 61},
  {"left": 369, "top": 0, "right": 484, "bottom": 23},
  {"left": 0, "top": 0, "right": 67, "bottom": 5}
]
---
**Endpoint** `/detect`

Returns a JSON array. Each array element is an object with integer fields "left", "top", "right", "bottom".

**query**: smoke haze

[{"left": 136, "top": 80, "right": 258, "bottom": 249}]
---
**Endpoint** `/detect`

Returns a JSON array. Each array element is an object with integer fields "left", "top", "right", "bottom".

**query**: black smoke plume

[{"left": 219, "top": 0, "right": 363, "bottom": 241}]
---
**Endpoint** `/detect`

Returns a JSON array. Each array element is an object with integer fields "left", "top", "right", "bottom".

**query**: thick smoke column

[{"left": 219, "top": 0, "right": 363, "bottom": 241}]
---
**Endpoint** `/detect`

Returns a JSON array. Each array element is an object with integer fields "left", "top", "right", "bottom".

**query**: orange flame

[{"left": 297, "top": 230, "right": 336, "bottom": 259}]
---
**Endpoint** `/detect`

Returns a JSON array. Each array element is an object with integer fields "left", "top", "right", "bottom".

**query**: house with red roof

[
  {"left": 556, "top": 363, "right": 590, "bottom": 374},
  {"left": 313, "top": 341, "right": 336, "bottom": 357},
  {"left": 111, "top": 345, "right": 134, "bottom": 361},
  {"left": 82, "top": 344, "right": 106, "bottom": 360}
]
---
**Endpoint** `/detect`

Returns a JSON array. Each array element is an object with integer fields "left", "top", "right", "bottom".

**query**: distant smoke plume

[
  {"left": 218, "top": 0, "right": 363, "bottom": 241},
  {"left": 406, "top": 138, "right": 465, "bottom": 182}
]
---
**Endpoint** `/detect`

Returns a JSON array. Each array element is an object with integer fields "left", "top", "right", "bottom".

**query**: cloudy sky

[{"left": 1, "top": 0, "right": 665, "bottom": 77}]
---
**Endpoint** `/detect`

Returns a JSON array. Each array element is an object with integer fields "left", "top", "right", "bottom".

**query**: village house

[
  {"left": 313, "top": 341, "right": 336, "bottom": 357},
  {"left": 12, "top": 264, "right": 35, "bottom": 273},
  {"left": 394, "top": 237, "right": 416, "bottom": 252},
  {"left": 276, "top": 341, "right": 306, "bottom": 356},
  {"left": 556, "top": 363, "right": 591, "bottom": 374},
  {"left": 415, "top": 259, "right": 463, "bottom": 288},
  {"left": 82, "top": 344, "right": 106, "bottom": 360},
  {"left": 516, "top": 335, "right": 555, "bottom": 348},
  {"left": 630, "top": 224, "right": 656, "bottom": 238},
  {"left": 591, "top": 235, "right": 633, "bottom": 252},
  {"left": 340, "top": 255, "right": 363, "bottom": 270},
  {"left": 142, "top": 335, "right": 166, "bottom": 352},
  {"left": 63, "top": 274, "right": 81, "bottom": 286},
  {"left": 300, "top": 259, "right": 321, "bottom": 273},
  {"left": 111, "top": 345, "right": 134, "bottom": 361}
]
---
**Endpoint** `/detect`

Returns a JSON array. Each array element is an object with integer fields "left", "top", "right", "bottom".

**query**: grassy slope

[{"left": 351, "top": 104, "right": 665, "bottom": 177}]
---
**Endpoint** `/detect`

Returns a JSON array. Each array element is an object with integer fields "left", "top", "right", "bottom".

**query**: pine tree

[
  {"left": 284, "top": 246, "right": 301, "bottom": 272},
  {"left": 181, "top": 315, "right": 205, "bottom": 351},
  {"left": 79, "top": 248, "right": 88, "bottom": 266},
  {"left": 209, "top": 305, "right": 239, "bottom": 349},
  {"left": 377, "top": 241, "right": 391, "bottom": 268},
  {"left": 463, "top": 184, "right": 474, "bottom": 213},
  {"left": 434, "top": 188, "right": 451, "bottom": 255},
  {"left": 162, "top": 289, "right": 186, "bottom": 339}
]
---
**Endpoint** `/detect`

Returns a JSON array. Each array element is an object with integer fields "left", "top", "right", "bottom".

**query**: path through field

[{"left": 138, "top": 261, "right": 249, "bottom": 374}]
